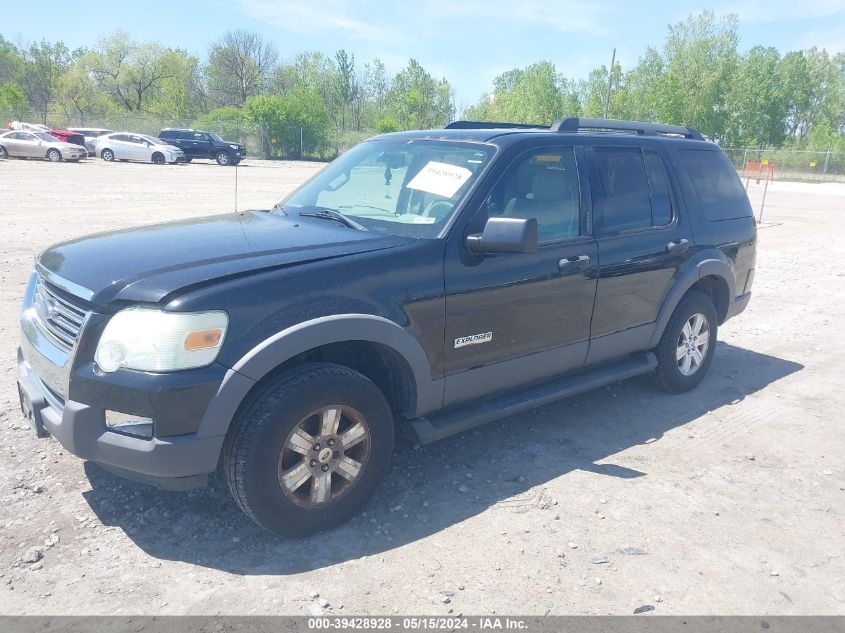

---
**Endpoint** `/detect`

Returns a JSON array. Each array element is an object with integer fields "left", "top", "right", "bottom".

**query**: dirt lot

[{"left": 0, "top": 158, "right": 843, "bottom": 615}]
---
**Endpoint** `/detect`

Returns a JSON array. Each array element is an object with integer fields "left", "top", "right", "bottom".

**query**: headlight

[
  {"left": 229, "top": 144, "right": 239, "bottom": 150},
  {"left": 95, "top": 308, "right": 228, "bottom": 373}
]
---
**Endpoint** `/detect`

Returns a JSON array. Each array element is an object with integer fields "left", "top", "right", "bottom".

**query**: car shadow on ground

[{"left": 82, "top": 342, "right": 802, "bottom": 575}]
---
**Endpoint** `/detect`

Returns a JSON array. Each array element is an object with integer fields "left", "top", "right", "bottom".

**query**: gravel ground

[{"left": 0, "top": 158, "right": 843, "bottom": 615}]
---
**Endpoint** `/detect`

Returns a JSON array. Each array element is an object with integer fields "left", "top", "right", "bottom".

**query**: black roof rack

[
  {"left": 551, "top": 117, "right": 704, "bottom": 140},
  {"left": 444, "top": 118, "right": 704, "bottom": 140},
  {"left": 444, "top": 120, "right": 546, "bottom": 130}
]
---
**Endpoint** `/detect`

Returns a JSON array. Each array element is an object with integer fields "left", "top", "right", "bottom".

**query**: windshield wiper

[{"left": 297, "top": 206, "right": 368, "bottom": 231}]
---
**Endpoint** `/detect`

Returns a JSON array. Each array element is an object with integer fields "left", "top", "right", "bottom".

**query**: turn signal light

[{"left": 184, "top": 328, "right": 223, "bottom": 351}]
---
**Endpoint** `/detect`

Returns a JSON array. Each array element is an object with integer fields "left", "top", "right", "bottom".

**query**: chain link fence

[
  {"left": 7, "top": 109, "right": 845, "bottom": 180},
  {"left": 723, "top": 147, "right": 845, "bottom": 183},
  {"left": 4, "top": 109, "right": 373, "bottom": 161}
]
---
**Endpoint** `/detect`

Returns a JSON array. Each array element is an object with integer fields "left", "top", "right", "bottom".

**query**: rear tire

[
  {"left": 0, "top": 145, "right": 7, "bottom": 159},
  {"left": 101, "top": 148, "right": 114, "bottom": 161},
  {"left": 223, "top": 363, "right": 394, "bottom": 537},
  {"left": 651, "top": 290, "right": 718, "bottom": 393},
  {"left": 215, "top": 150, "right": 231, "bottom": 166},
  {"left": 46, "top": 148, "right": 61, "bottom": 162}
]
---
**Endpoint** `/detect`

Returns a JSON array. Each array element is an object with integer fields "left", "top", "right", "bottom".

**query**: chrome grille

[{"left": 33, "top": 277, "right": 89, "bottom": 350}]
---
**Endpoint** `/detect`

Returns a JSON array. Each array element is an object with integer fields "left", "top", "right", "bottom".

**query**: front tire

[
  {"left": 46, "top": 148, "right": 62, "bottom": 162},
  {"left": 152, "top": 152, "right": 165, "bottom": 164},
  {"left": 223, "top": 363, "right": 394, "bottom": 537},
  {"left": 215, "top": 150, "right": 231, "bottom": 166},
  {"left": 651, "top": 290, "right": 718, "bottom": 393},
  {"left": 0, "top": 145, "right": 7, "bottom": 159}
]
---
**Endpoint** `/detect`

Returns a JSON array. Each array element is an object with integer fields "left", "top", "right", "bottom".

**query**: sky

[{"left": 3, "top": 0, "right": 845, "bottom": 109}]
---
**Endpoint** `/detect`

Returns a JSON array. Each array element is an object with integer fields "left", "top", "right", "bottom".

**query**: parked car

[
  {"left": 67, "top": 127, "right": 113, "bottom": 154},
  {"left": 4, "top": 122, "right": 86, "bottom": 149},
  {"left": 0, "top": 129, "right": 87, "bottom": 161},
  {"left": 95, "top": 132, "right": 186, "bottom": 164},
  {"left": 17, "top": 118, "right": 756, "bottom": 536},
  {"left": 48, "top": 129, "right": 87, "bottom": 149},
  {"left": 158, "top": 128, "right": 245, "bottom": 165}
]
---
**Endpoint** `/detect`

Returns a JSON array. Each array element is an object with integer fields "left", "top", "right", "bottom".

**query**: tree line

[
  {"left": 0, "top": 29, "right": 454, "bottom": 158},
  {"left": 466, "top": 12, "right": 845, "bottom": 151},
  {"left": 1, "top": 11, "right": 843, "bottom": 159}
]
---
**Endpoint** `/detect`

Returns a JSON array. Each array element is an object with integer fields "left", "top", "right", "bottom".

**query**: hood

[{"left": 37, "top": 211, "right": 412, "bottom": 307}]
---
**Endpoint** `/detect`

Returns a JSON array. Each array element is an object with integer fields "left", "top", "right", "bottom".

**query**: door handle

[
  {"left": 558, "top": 254, "right": 591, "bottom": 272},
  {"left": 666, "top": 238, "right": 690, "bottom": 254}
]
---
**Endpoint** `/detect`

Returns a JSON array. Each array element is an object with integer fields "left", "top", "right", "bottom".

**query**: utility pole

[{"left": 603, "top": 48, "right": 616, "bottom": 119}]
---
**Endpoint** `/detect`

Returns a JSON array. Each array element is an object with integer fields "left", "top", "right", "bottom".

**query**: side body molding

[{"left": 196, "top": 314, "right": 443, "bottom": 439}]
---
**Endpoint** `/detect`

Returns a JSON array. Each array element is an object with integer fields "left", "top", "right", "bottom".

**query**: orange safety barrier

[{"left": 743, "top": 161, "right": 775, "bottom": 183}]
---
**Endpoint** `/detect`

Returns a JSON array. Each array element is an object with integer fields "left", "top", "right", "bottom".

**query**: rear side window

[
  {"left": 643, "top": 149, "right": 673, "bottom": 226},
  {"left": 679, "top": 149, "right": 752, "bottom": 221},
  {"left": 592, "top": 147, "right": 653, "bottom": 233}
]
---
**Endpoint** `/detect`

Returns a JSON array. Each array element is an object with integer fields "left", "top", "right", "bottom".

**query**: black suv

[
  {"left": 17, "top": 118, "right": 756, "bottom": 536},
  {"left": 158, "top": 128, "right": 246, "bottom": 165}
]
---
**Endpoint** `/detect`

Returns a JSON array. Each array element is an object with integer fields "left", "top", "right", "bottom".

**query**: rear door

[
  {"left": 587, "top": 142, "right": 693, "bottom": 361},
  {"left": 443, "top": 144, "right": 598, "bottom": 405},
  {"left": 191, "top": 132, "right": 214, "bottom": 158},
  {"left": 109, "top": 134, "right": 131, "bottom": 159}
]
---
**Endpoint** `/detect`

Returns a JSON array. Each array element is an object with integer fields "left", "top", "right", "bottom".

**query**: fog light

[{"left": 105, "top": 410, "right": 154, "bottom": 438}]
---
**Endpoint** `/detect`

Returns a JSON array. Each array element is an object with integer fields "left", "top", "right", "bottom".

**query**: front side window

[
  {"left": 277, "top": 139, "right": 495, "bottom": 238},
  {"left": 483, "top": 147, "right": 581, "bottom": 242}
]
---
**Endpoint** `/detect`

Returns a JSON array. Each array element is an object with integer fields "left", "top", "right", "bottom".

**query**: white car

[
  {"left": 67, "top": 127, "right": 113, "bottom": 154},
  {"left": 0, "top": 130, "right": 87, "bottom": 162},
  {"left": 95, "top": 132, "right": 186, "bottom": 164}
]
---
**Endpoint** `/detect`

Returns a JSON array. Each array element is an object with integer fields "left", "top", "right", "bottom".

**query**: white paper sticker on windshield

[{"left": 406, "top": 161, "right": 472, "bottom": 198}]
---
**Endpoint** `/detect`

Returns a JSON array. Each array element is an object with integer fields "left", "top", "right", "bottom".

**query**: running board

[{"left": 407, "top": 352, "right": 657, "bottom": 444}]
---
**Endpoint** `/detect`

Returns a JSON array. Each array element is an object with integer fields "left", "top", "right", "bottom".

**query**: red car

[{"left": 45, "top": 129, "right": 87, "bottom": 149}]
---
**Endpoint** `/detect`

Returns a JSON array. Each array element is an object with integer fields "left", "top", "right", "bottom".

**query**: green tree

[
  {"left": 0, "top": 82, "right": 27, "bottom": 118},
  {"left": 20, "top": 39, "right": 70, "bottom": 122},
  {"left": 466, "top": 61, "right": 569, "bottom": 124},
  {"left": 725, "top": 46, "right": 785, "bottom": 146},
  {"left": 244, "top": 88, "right": 329, "bottom": 159},
  {"left": 56, "top": 52, "right": 115, "bottom": 123},
  {"left": 206, "top": 30, "right": 277, "bottom": 107},
  {"left": 89, "top": 33, "right": 179, "bottom": 112},
  {"left": 387, "top": 59, "right": 454, "bottom": 129}
]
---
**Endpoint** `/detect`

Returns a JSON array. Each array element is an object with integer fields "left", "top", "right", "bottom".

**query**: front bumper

[{"left": 18, "top": 349, "right": 223, "bottom": 489}]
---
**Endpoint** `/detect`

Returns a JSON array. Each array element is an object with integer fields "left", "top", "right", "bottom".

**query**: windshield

[
  {"left": 35, "top": 133, "right": 57, "bottom": 142},
  {"left": 276, "top": 139, "right": 495, "bottom": 238},
  {"left": 140, "top": 134, "right": 162, "bottom": 145},
  {"left": 209, "top": 133, "right": 224, "bottom": 142}
]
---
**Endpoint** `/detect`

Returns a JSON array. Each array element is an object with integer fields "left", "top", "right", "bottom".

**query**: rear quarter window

[{"left": 679, "top": 149, "right": 752, "bottom": 221}]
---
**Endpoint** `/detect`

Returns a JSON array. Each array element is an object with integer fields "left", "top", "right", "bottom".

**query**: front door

[{"left": 443, "top": 145, "right": 598, "bottom": 406}]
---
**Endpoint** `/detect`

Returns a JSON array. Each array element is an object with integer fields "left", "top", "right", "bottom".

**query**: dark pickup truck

[{"left": 17, "top": 118, "right": 756, "bottom": 536}]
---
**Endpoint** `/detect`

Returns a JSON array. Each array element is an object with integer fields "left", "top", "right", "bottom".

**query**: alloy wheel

[
  {"left": 277, "top": 405, "right": 371, "bottom": 507},
  {"left": 676, "top": 312, "right": 710, "bottom": 376}
]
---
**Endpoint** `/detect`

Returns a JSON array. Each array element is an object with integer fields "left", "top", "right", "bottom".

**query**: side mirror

[{"left": 466, "top": 217, "right": 538, "bottom": 254}]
